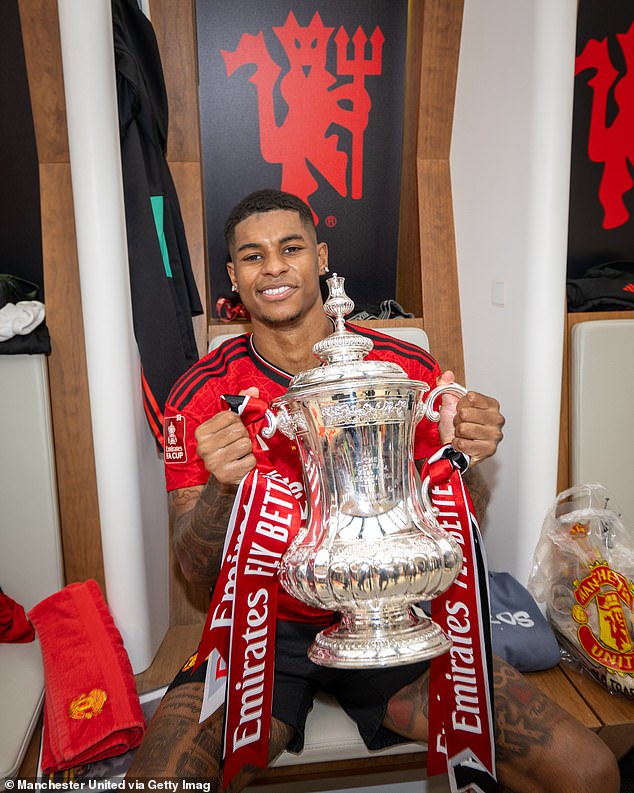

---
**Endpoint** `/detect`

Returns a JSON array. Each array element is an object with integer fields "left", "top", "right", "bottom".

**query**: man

[{"left": 128, "top": 189, "right": 620, "bottom": 792}]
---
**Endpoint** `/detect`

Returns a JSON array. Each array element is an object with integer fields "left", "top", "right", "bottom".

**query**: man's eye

[
  {"left": 243, "top": 253, "right": 262, "bottom": 262},
  {"left": 284, "top": 246, "right": 302, "bottom": 254}
]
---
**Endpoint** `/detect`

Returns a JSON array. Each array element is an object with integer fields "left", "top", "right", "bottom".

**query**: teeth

[{"left": 262, "top": 286, "right": 289, "bottom": 296}]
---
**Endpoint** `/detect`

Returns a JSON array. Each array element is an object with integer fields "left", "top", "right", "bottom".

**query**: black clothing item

[
  {"left": 168, "top": 619, "right": 428, "bottom": 754},
  {"left": 0, "top": 323, "right": 50, "bottom": 355},
  {"left": 112, "top": 0, "right": 203, "bottom": 447},
  {"left": 567, "top": 261, "right": 634, "bottom": 312}
]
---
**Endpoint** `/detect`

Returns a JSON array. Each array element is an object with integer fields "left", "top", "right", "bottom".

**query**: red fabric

[
  {"left": 0, "top": 589, "right": 35, "bottom": 643},
  {"left": 28, "top": 580, "right": 145, "bottom": 773}
]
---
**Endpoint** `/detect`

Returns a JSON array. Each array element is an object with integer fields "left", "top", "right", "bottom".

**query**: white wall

[{"left": 451, "top": 0, "right": 577, "bottom": 583}]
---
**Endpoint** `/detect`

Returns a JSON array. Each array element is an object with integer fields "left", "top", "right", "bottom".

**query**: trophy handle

[
  {"left": 419, "top": 474, "right": 438, "bottom": 518},
  {"left": 270, "top": 404, "right": 294, "bottom": 439},
  {"left": 417, "top": 382, "right": 467, "bottom": 423}
]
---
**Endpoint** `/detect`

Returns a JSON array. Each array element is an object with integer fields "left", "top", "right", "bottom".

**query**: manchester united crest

[
  {"left": 572, "top": 561, "right": 634, "bottom": 678},
  {"left": 68, "top": 688, "right": 108, "bottom": 720}
]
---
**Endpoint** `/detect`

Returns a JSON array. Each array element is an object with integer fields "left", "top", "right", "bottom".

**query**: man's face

[{"left": 227, "top": 209, "right": 328, "bottom": 327}]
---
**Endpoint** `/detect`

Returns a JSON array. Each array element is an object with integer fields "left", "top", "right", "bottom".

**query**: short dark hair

[{"left": 224, "top": 189, "right": 316, "bottom": 249}]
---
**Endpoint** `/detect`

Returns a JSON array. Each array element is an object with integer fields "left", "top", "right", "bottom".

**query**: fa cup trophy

[{"left": 273, "top": 275, "right": 464, "bottom": 667}]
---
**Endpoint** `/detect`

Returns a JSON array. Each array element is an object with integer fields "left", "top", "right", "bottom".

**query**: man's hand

[
  {"left": 436, "top": 371, "right": 504, "bottom": 465},
  {"left": 194, "top": 387, "right": 259, "bottom": 485}
]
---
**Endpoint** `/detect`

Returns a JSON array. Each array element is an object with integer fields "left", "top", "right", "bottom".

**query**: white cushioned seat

[
  {"left": 0, "top": 355, "right": 64, "bottom": 788},
  {"left": 270, "top": 690, "right": 426, "bottom": 767},
  {"left": 570, "top": 319, "right": 634, "bottom": 529}
]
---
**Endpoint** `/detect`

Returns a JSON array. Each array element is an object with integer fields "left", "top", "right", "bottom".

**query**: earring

[
  {"left": 322, "top": 266, "right": 329, "bottom": 274},
  {"left": 231, "top": 284, "right": 238, "bottom": 293}
]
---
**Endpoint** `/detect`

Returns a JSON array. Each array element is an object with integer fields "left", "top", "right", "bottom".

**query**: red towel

[
  {"left": 0, "top": 587, "right": 35, "bottom": 642},
  {"left": 28, "top": 580, "right": 145, "bottom": 773}
]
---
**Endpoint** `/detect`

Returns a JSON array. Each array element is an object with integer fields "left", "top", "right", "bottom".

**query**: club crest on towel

[{"left": 69, "top": 688, "right": 107, "bottom": 720}]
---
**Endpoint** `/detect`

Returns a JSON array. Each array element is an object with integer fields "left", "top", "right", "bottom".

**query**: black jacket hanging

[{"left": 112, "top": 0, "right": 203, "bottom": 448}]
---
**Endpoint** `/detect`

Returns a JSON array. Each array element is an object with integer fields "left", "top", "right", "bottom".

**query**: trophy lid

[{"left": 282, "top": 274, "right": 410, "bottom": 395}]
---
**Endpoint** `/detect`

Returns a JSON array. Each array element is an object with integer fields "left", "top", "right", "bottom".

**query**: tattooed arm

[
  {"left": 171, "top": 480, "right": 237, "bottom": 587},
  {"left": 171, "top": 391, "right": 259, "bottom": 587}
]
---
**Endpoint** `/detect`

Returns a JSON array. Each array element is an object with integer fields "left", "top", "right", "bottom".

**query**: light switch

[{"left": 491, "top": 280, "right": 505, "bottom": 307}]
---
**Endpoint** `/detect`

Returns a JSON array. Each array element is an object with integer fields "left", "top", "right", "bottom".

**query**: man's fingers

[
  {"left": 194, "top": 408, "right": 255, "bottom": 483},
  {"left": 448, "top": 392, "right": 505, "bottom": 464}
]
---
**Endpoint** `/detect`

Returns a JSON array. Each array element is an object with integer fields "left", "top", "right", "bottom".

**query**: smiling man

[{"left": 127, "top": 189, "right": 620, "bottom": 793}]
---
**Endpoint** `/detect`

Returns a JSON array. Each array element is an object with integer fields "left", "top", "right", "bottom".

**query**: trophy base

[{"left": 307, "top": 606, "right": 451, "bottom": 668}]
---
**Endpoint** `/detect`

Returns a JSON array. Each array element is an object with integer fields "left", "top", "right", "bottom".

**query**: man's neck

[{"left": 251, "top": 310, "right": 333, "bottom": 376}]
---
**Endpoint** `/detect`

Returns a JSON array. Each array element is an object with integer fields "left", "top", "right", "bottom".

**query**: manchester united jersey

[{"left": 163, "top": 323, "right": 443, "bottom": 622}]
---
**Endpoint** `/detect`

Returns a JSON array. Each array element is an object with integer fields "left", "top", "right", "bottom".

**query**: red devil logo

[
  {"left": 221, "top": 11, "right": 384, "bottom": 222},
  {"left": 575, "top": 21, "right": 634, "bottom": 230}
]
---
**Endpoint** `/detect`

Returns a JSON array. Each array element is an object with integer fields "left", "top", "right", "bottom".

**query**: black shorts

[{"left": 168, "top": 619, "right": 429, "bottom": 753}]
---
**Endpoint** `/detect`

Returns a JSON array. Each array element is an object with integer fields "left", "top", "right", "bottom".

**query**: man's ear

[
  {"left": 318, "top": 241, "right": 329, "bottom": 275},
  {"left": 226, "top": 260, "right": 237, "bottom": 290}
]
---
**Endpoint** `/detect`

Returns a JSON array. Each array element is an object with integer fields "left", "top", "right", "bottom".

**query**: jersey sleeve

[{"left": 163, "top": 404, "right": 209, "bottom": 492}]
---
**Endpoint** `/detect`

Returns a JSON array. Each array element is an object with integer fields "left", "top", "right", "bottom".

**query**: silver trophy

[{"left": 272, "top": 274, "right": 464, "bottom": 667}]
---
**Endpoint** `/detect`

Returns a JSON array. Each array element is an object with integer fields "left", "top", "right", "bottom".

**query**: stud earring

[{"left": 231, "top": 284, "right": 238, "bottom": 293}]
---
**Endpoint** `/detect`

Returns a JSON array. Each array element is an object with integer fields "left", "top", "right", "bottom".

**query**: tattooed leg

[
  {"left": 382, "top": 667, "right": 431, "bottom": 741},
  {"left": 127, "top": 682, "right": 295, "bottom": 792},
  {"left": 492, "top": 656, "right": 619, "bottom": 793},
  {"left": 126, "top": 683, "right": 223, "bottom": 785},
  {"left": 227, "top": 716, "right": 295, "bottom": 793},
  {"left": 383, "top": 656, "right": 620, "bottom": 793}
]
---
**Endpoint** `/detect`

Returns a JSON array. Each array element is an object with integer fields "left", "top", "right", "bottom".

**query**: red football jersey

[{"left": 164, "top": 324, "right": 443, "bottom": 622}]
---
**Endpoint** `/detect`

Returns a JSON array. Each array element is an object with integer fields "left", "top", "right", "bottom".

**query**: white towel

[{"left": 0, "top": 301, "right": 45, "bottom": 342}]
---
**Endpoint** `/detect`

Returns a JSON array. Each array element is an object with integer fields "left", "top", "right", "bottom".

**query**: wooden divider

[
  {"left": 18, "top": 0, "right": 105, "bottom": 591},
  {"left": 398, "top": 0, "right": 465, "bottom": 381}
]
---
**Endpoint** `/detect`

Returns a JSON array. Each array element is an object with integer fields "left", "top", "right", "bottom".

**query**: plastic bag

[{"left": 528, "top": 483, "right": 634, "bottom": 698}]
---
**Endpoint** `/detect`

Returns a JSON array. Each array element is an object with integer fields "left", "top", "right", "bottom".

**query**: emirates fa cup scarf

[
  {"left": 194, "top": 394, "right": 301, "bottom": 786},
  {"left": 423, "top": 446, "right": 497, "bottom": 793}
]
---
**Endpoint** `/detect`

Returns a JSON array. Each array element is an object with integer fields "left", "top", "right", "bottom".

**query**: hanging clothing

[{"left": 112, "top": 0, "right": 203, "bottom": 447}]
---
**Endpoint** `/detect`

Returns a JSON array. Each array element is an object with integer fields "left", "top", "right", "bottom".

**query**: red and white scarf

[
  {"left": 195, "top": 404, "right": 496, "bottom": 790},
  {"left": 194, "top": 395, "right": 302, "bottom": 786},
  {"left": 424, "top": 446, "right": 496, "bottom": 793}
]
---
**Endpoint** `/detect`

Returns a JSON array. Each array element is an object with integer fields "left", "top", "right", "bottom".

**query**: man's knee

[{"left": 560, "top": 737, "right": 620, "bottom": 793}]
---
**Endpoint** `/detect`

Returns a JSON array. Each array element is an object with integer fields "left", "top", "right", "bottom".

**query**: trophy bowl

[{"left": 273, "top": 274, "right": 464, "bottom": 667}]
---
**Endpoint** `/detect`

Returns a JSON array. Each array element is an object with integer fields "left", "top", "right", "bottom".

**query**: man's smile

[{"left": 258, "top": 284, "right": 296, "bottom": 300}]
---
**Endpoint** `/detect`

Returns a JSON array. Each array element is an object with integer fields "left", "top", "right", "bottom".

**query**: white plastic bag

[{"left": 528, "top": 483, "right": 634, "bottom": 698}]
